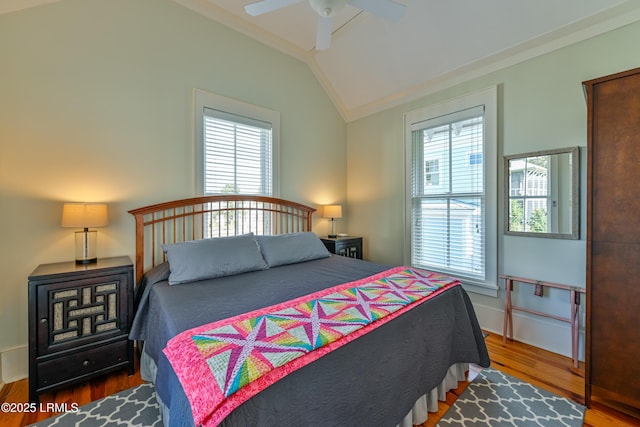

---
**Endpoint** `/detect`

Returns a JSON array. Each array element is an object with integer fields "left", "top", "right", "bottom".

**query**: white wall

[
  {"left": 0, "top": 0, "right": 346, "bottom": 382},
  {"left": 346, "top": 21, "right": 640, "bottom": 359}
]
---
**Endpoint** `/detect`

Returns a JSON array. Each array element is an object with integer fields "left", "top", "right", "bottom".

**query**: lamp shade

[
  {"left": 323, "top": 205, "right": 342, "bottom": 219},
  {"left": 62, "top": 203, "right": 108, "bottom": 228}
]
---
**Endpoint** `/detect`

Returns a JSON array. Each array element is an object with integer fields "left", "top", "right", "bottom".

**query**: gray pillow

[
  {"left": 162, "top": 233, "right": 267, "bottom": 285},
  {"left": 256, "top": 232, "right": 330, "bottom": 267}
]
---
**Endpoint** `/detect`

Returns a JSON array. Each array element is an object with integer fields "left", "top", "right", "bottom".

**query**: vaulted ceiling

[
  {"left": 3, "top": 0, "right": 640, "bottom": 121},
  {"left": 176, "top": 0, "right": 640, "bottom": 121}
]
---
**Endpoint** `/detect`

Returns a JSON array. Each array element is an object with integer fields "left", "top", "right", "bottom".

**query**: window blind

[
  {"left": 410, "top": 106, "right": 486, "bottom": 281},
  {"left": 203, "top": 107, "right": 273, "bottom": 196}
]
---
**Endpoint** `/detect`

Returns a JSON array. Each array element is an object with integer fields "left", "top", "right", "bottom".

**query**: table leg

[
  {"left": 503, "top": 278, "right": 513, "bottom": 343},
  {"left": 571, "top": 289, "right": 580, "bottom": 368}
]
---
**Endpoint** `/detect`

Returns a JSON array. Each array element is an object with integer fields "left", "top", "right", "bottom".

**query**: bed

[{"left": 128, "top": 195, "right": 490, "bottom": 427}]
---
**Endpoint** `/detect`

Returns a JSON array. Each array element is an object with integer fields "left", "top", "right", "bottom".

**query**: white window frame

[
  {"left": 404, "top": 86, "right": 498, "bottom": 297},
  {"left": 194, "top": 89, "right": 280, "bottom": 196}
]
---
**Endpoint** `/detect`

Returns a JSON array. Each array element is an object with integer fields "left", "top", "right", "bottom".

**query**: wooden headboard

[{"left": 128, "top": 195, "right": 316, "bottom": 283}]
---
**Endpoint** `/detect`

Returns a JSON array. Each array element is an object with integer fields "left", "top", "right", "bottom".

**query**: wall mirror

[{"left": 504, "top": 146, "right": 579, "bottom": 239}]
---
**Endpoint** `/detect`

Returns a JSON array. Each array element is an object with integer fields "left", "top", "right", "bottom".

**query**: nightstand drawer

[{"left": 37, "top": 340, "right": 129, "bottom": 390}]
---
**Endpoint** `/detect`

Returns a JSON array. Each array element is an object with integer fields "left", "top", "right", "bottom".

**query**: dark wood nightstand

[
  {"left": 28, "top": 256, "right": 134, "bottom": 403},
  {"left": 320, "top": 236, "right": 363, "bottom": 260}
]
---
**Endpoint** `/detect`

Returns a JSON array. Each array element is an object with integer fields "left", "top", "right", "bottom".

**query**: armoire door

[{"left": 584, "top": 68, "right": 640, "bottom": 416}]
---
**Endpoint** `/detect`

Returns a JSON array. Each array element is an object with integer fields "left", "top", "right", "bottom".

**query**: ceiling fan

[{"left": 245, "top": 0, "right": 406, "bottom": 50}]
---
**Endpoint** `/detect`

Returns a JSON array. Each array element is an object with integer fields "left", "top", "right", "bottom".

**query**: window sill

[{"left": 461, "top": 281, "right": 499, "bottom": 298}]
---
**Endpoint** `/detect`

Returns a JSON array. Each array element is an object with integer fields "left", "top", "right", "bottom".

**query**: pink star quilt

[{"left": 164, "top": 266, "right": 460, "bottom": 426}]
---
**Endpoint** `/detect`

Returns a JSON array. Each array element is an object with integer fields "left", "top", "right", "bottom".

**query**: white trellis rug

[
  {"left": 29, "top": 383, "right": 161, "bottom": 427},
  {"left": 437, "top": 368, "right": 585, "bottom": 427}
]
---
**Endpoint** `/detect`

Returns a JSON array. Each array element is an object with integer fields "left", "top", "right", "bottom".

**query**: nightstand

[
  {"left": 28, "top": 256, "right": 134, "bottom": 403},
  {"left": 320, "top": 236, "right": 363, "bottom": 260}
]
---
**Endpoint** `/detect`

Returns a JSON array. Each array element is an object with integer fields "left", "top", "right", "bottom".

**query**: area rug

[
  {"left": 29, "top": 383, "right": 161, "bottom": 427},
  {"left": 437, "top": 368, "right": 585, "bottom": 426}
]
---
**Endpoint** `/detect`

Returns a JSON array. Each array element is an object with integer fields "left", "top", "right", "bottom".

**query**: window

[
  {"left": 195, "top": 89, "right": 279, "bottom": 196},
  {"left": 405, "top": 87, "right": 497, "bottom": 296},
  {"left": 194, "top": 90, "right": 280, "bottom": 237},
  {"left": 425, "top": 159, "right": 440, "bottom": 185},
  {"left": 469, "top": 152, "right": 483, "bottom": 166}
]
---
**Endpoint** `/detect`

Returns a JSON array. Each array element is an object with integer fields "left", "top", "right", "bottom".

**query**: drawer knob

[
  {"left": 40, "top": 318, "right": 47, "bottom": 324},
  {"left": 82, "top": 360, "right": 90, "bottom": 367}
]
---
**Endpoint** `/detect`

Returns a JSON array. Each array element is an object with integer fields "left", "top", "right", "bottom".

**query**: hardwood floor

[
  {"left": 2, "top": 333, "right": 638, "bottom": 426},
  {"left": 0, "top": 360, "right": 144, "bottom": 427}
]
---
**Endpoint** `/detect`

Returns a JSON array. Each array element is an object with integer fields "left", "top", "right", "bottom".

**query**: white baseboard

[
  {"left": 1, "top": 345, "right": 28, "bottom": 384},
  {"left": 472, "top": 302, "right": 585, "bottom": 361}
]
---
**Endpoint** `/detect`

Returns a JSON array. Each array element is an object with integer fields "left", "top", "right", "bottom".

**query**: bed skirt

[
  {"left": 397, "top": 362, "right": 468, "bottom": 426},
  {"left": 140, "top": 348, "right": 468, "bottom": 427}
]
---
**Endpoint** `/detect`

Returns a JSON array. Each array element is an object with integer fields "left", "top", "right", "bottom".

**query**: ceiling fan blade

[
  {"left": 348, "top": 0, "right": 406, "bottom": 21},
  {"left": 245, "top": 0, "right": 305, "bottom": 16},
  {"left": 316, "top": 16, "right": 333, "bottom": 50}
]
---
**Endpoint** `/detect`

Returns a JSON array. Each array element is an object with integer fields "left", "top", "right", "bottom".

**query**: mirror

[{"left": 504, "top": 147, "right": 579, "bottom": 239}]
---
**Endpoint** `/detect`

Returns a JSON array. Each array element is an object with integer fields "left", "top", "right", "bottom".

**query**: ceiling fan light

[{"left": 309, "top": 0, "right": 347, "bottom": 18}]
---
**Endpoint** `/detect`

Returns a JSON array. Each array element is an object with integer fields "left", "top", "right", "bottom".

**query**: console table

[{"left": 501, "top": 274, "right": 585, "bottom": 369}]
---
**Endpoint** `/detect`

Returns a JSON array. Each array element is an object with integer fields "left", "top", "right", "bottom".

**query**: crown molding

[
  {"left": 172, "top": 0, "right": 313, "bottom": 63},
  {"left": 0, "top": 0, "right": 60, "bottom": 15}
]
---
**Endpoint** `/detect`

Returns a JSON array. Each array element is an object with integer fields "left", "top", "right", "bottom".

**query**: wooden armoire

[{"left": 584, "top": 68, "right": 640, "bottom": 417}]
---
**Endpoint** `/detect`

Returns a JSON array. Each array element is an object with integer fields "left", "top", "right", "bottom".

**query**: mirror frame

[{"left": 504, "top": 146, "right": 580, "bottom": 240}]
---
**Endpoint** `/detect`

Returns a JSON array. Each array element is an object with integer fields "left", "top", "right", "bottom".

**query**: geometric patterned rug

[
  {"left": 28, "top": 368, "right": 586, "bottom": 427},
  {"left": 28, "top": 383, "right": 162, "bottom": 427},
  {"left": 436, "top": 368, "right": 586, "bottom": 426}
]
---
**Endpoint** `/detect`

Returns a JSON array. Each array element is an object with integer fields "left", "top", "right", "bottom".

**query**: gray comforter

[{"left": 130, "top": 255, "right": 490, "bottom": 427}]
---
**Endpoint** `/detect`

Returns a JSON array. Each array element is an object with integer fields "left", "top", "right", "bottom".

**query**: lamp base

[
  {"left": 75, "top": 229, "right": 98, "bottom": 264},
  {"left": 328, "top": 218, "right": 339, "bottom": 239}
]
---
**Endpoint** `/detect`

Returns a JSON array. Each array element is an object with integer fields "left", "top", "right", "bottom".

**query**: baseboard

[
  {"left": 1, "top": 345, "right": 28, "bottom": 384},
  {"left": 471, "top": 302, "right": 585, "bottom": 361}
]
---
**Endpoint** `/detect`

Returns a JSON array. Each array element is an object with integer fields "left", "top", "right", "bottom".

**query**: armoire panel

[
  {"left": 584, "top": 67, "right": 640, "bottom": 417},
  {"left": 590, "top": 241, "right": 640, "bottom": 400},
  {"left": 591, "top": 72, "right": 640, "bottom": 244}
]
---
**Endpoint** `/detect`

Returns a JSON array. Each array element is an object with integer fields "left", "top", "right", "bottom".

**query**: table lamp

[
  {"left": 62, "top": 203, "right": 108, "bottom": 264},
  {"left": 323, "top": 205, "right": 342, "bottom": 238}
]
